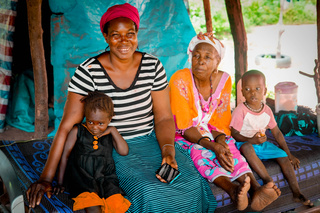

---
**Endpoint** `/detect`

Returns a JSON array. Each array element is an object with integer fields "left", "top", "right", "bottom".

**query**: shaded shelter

[{"left": 0, "top": 0, "right": 319, "bottom": 142}]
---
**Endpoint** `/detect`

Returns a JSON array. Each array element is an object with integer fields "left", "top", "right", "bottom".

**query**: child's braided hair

[{"left": 80, "top": 91, "right": 115, "bottom": 117}]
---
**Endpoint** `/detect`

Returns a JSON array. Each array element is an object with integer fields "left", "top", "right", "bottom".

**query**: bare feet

[
  {"left": 251, "top": 182, "right": 281, "bottom": 211},
  {"left": 235, "top": 175, "right": 251, "bottom": 211},
  {"left": 293, "top": 194, "right": 314, "bottom": 207}
]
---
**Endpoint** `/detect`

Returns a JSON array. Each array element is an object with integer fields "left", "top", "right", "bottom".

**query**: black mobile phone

[{"left": 156, "top": 163, "right": 181, "bottom": 184}]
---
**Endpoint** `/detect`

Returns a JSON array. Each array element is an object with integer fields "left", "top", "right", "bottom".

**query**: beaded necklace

[
  {"left": 194, "top": 76, "right": 213, "bottom": 113},
  {"left": 244, "top": 102, "right": 264, "bottom": 113},
  {"left": 82, "top": 124, "right": 101, "bottom": 150}
]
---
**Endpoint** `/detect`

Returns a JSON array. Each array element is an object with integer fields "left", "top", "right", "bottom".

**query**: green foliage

[
  {"left": 242, "top": 0, "right": 280, "bottom": 26},
  {"left": 189, "top": 4, "right": 207, "bottom": 34},
  {"left": 283, "top": 1, "right": 316, "bottom": 24},
  {"left": 231, "top": 81, "right": 236, "bottom": 101},
  {"left": 242, "top": 0, "right": 316, "bottom": 26},
  {"left": 189, "top": 0, "right": 316, "bottom": 38},
  {"left": 189, "top": 1, "right": 230, "bottom": 38},
  {"left": 267, "top": 90, "right": 275, "bottom": 100}
]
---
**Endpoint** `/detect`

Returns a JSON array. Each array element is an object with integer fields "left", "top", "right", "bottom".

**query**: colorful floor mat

[
  {"left": 0, "top": 132, "right": 319, "bottom": 213},
  {"left": 0, "top": 138, "right": 83, "bottom": 213}
]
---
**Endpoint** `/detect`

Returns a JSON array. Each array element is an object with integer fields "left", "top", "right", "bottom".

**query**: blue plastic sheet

[
  {"left": 48, "top": 0, "right": 196, "bottom": 135},
  {"left": 5, "top": 69, "right": 55, "bottom": 132}
]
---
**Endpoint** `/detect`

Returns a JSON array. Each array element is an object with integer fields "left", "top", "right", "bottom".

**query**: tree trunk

[
  {"left": 26, "top": 0, "right": 48, "bottom": 138},
  {"left": 203, "top": 0, "right": 213, "bottom": 33},
  {"left": 225, "top": 0, "right": 247, "bottom": 105}
]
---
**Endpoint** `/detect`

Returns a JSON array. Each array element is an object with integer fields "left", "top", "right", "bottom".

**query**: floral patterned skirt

[{"left": 175, "top": 134, "right": 252, "bottom": 182}]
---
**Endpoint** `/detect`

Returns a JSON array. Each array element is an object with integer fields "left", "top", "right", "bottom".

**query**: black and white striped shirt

[{"left": 68, "top": 52, "right": 168, "bottom": 139}]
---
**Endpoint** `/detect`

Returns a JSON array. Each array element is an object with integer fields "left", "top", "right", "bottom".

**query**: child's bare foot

[
  {"left": 293, "top": 194, "right": 314, "bottom": 207},
  {"left": 234, "top": 175, "right": 251, "bottom": 211},
  {"left": 251, "top": 182, "right": 281, "bottom": 211}
]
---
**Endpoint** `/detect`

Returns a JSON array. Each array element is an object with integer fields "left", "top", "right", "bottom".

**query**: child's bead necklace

[
  {"left": 244, "top": 102, "right": 263, "bottom": 113},
  {"left": 82, "top": 124, "right": 101, "bottom": 150}
]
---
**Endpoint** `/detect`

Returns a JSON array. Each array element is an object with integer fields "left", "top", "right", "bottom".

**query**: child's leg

[
  {"left": 276, "top": 157, "right": 313, "bottom": 206},
  {"left": 214, "top": 175, "right": 250, "bottom": 211},
  {"left": 85, "top": 206, "right": 102, "bottom": 213},
  {"left": 240, "top": 143, "right": 273, "bottom": 183}
]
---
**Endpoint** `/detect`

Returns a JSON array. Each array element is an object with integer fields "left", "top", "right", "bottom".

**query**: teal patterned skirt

[{"left": 113, "top": 131, "right": 217, "bottom": 212}]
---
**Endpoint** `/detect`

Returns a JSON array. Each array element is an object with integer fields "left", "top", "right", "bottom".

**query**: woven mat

[
  {"left": 1, "top": 133, "right": 320, "bottom": 212},
  {"left": 0, "top": 139, "right": 83, "bottom": 213}
]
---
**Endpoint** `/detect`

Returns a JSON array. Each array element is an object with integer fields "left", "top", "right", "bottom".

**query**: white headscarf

[{"left": 187, "top": 32, "right": 225, "bottom": 63}]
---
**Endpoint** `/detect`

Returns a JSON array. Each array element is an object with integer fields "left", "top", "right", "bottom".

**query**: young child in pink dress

[{"left": 230, "top": 70, "right": 313, "bottom": 207}]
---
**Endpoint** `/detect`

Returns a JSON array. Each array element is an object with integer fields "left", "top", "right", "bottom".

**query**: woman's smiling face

[
  {"left": 191, "top": 43, "right": 221, "bottom": 80},
  {"left": 103, "top": 17, "right": 138, "bottom": 60}
]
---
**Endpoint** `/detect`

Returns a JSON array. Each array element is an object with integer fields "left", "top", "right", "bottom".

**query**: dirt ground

[
  {"left": 0, "top": 24, "right": 318, "bottom": 141},
  {"left": 0, "top": 125, "right": 55, "bottom": 141}
]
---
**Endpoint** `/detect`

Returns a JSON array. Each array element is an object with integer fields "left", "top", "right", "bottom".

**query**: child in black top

[{"left": 54, "top": 91, "right": 130, "bottom": 213}]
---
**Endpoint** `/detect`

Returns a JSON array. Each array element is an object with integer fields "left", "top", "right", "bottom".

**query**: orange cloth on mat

[{"left": 73, "top": 192, "right": 131, "bottom": 213}]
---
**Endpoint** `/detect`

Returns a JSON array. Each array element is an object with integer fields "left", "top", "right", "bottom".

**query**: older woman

[
  {"left": 169, "top": 32, "right": 281, "bottom": 211},
  {"left": 26, "top": 4, "right": 216, "bottom": 212}
]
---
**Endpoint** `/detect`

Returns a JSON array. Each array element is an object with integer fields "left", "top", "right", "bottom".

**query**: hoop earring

[{"left": 105, "top": 45, "right": 109, "bottom": 51}]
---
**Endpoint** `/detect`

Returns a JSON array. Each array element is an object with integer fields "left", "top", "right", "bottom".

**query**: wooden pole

[
  {"left": 203, "top": 0, "right": 213, "bottom": 32},
  {"left": 225, "top": 0, "right": 247, "bottom": 105},
  {"left": 26, "top": 0, "right": 49, "bottom": 138}
]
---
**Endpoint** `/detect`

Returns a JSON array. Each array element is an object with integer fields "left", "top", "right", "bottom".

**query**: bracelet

[
  {"left": 197, "top": 136, "right": 211, "bottom": 144},
  {"left": 161, "top": 144, "right": 174, "bottom": 150},
  {"left": 214, "top": 133, "right": 226, "bottom": 141}
]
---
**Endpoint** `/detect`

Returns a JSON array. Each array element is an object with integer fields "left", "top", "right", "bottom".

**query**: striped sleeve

[
  {"left": 68, "top": 58, "right": 95, "bottom": 95},
  {"left": 151, "top": 58, "right": 168, "bottom": 91}
]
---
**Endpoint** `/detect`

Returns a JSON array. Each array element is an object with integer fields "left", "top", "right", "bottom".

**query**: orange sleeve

[{"left": 169, "top": 68, "right": 198, "bottom": 131}]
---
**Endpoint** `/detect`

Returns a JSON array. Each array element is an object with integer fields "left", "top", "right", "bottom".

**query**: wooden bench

[{"left": 0, "top": 131, "right": 319, "bottom": 212}]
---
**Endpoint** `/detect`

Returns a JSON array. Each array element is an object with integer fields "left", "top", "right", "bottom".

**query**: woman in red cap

[{"left": 27, "top": 3, "right": 216, "bottom": 212}]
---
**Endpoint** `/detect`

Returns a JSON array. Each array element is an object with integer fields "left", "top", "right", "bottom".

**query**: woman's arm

[
  {"left": 183, "top": 127, "right": 234, "bottom": 173},
  {"left": 54, "top": 126, "right": 78, "bottom": 191},
  {"left": 151, "top": 88, "right": 176, "bottom": 168},
  {"left": 26, "top": 92, "right": 85, "bottom": 208}
]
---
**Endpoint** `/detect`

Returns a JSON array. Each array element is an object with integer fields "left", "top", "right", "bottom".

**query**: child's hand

[
  {"left": 53, "top": 184, "right": 65, "bottom": 195},
  {"left": 289, "top": 154, "right": 300, "bottom": 170},
  {"left": 100, "top": 126, "right": 114, "bottom": 137},
  {"left": 250, "top": 132, "right": 267, "bottom": 144}
]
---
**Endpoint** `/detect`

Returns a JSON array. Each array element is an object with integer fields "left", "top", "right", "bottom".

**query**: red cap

[{"left": 100, "top": 3, "right": 140, "bottom": 34}]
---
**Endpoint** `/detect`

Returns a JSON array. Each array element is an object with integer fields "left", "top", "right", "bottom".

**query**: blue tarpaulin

[{"left": 6, "top": 0, "right": 196, "bottom": 134}]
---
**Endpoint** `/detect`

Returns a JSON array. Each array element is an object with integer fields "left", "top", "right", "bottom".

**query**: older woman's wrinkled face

[
  {"left": 103, "top": 17, "right": 138, "bottom": 60},
  {"left": 192, "top": 43, "right": 221, "bottom": 80}
]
